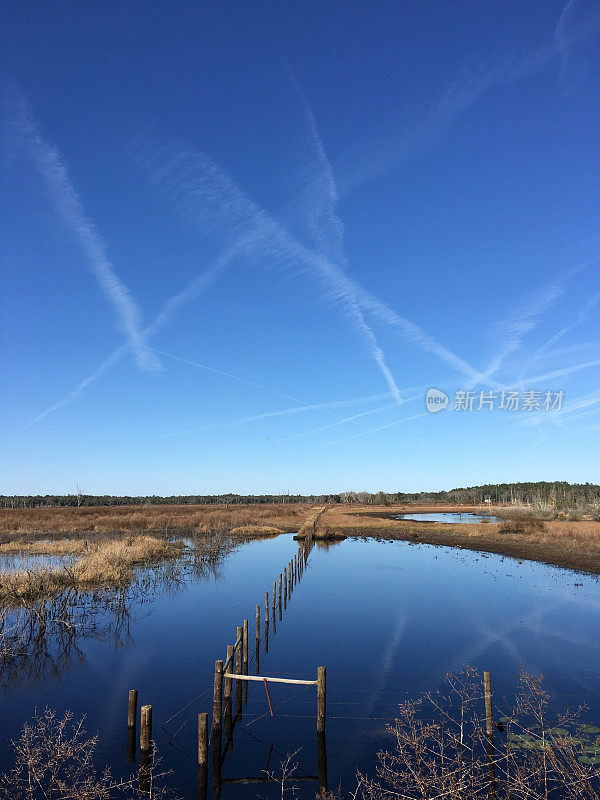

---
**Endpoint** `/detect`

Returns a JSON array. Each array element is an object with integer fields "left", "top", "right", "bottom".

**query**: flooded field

[{"left": 1, "top": 533, "right": 599, "bottom": 797}]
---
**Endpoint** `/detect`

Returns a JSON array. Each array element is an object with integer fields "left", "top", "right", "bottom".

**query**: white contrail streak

[
  {"left": 478, "top": 258, "right": 598, "bottom": 387},
  {"left": 29, "top": 137, "right": 490, "bottom": 425},
  {"left": 291, "top": 79, "right": 402, "bottom": 403},
  {"left": 152, "top": 348, "right": 342, "bottom": 417},
  {"left": 336, "top": 6, "right": 600, "bottom": 196},
  {"left": 277, "top": 392, "right": 423, "bottom": 442},
  {"left": 139, "top": 139, "right": 490, "bottom": 387},
  {"left": 523, "top": 357, "right": 600, "bottom": 387},
  {"left": 277, "top": 403, "right": 399, "bottom": 442},
  {"left": 536, "top": 285, "right": 600, "bottom": 356},
  {"left": 166, "top": 392, "right": 395, "bottom": 436},
  {"left": 30, "top": 6, "right": 596, "bottom": 424},
  {"left": 9, "top": 92, "right": 160, "bottom": 373},
  {"left": 328, "top": 412, "right": 428, "bottom": 445},
  {"left": 555, "top": 0, "right": 577, "bottom": 91}
]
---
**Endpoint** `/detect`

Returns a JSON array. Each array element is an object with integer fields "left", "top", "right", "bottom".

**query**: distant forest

[{"left": 1, "top": 482, "right": 598, "bottom": 509}]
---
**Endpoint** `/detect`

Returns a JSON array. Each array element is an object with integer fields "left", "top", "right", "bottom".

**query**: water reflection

[{"left": 0, "top": 539, "right": 234, "bottom": 691}]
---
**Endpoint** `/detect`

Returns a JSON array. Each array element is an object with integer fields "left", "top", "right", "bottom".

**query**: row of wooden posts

[
  {"left": 124, "top": 540, "right": 499, "bottom": 799},
  {"left": 126, "top": 536, "right": 327, "bottom": 796}
]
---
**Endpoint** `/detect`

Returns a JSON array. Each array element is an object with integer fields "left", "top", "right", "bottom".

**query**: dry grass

[
  {"left": 0, "top": 535, "right": 184, "bottom": 605},
  {"left": 0, "top": 503, "right": 308, "bottom": 539},
  {"left": 316, "top": 505, "right": 600, "bottom": 574},
  {"left": 229, "top": 525, "right": 284, "bottom": 537}
]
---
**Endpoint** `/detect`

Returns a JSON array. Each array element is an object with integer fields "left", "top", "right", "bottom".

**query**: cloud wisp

[{"left": 8, "top": 91, "right": 160, "bottom": 373}]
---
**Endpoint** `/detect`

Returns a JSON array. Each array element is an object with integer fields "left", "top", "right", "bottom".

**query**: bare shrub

[
  {"left": 355, "top": 667, "right": 600, "bottom": 800},
  {"left": 0, "top": 708, "right": 176, "bottom": 799},
  {"left": 499, "top": 511, "right": 546, "bottom": 535}
]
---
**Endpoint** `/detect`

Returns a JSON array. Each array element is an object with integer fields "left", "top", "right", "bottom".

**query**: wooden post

[
  {"left": 235, "top": 626, "right": 243, "bottom": 712},
  {"left": 255, "top": 604, "right": 261, "bottom": 673},
  {"left": 278, "top": 573, "right": 282, "bottom": 604},
  {"left": 140, "top": 704, "right": 152, "bottom": 752},
  {"left": 243, "top": 619, "right": 249, "bottom": 672},
  {"left": 317, "top": 731, "right": 328, "bottom": 797},
  {"left": 484, "top": 670, "right": 496, "bottom": 799},
  {"left": 128, "top": 689, "right": 138, "bottom": 728},
  {"left": 265, "top": 591, "right": 269, "bottom": 652},
  {"left": 126, "top": 689, "right": 137, "bottom": 763},
  {"left": 212, "top": 660, "right": 223, "bottom": 734},
  {"left": 198, "top": 712, "right": 208, "bottom": 766},
  {"left": 317, "top": 666, "right": 326, "bottom": 733},
  {"left": 224, "top": 645, "right": 234, "bottom": 703},
  {"left": 243, "top": 619, "right": 249, "bottom": 703},
  {"left": 284, "top": 567, "right": 287, "bottom": 605}
]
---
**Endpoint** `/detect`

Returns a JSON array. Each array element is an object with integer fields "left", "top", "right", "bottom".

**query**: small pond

[{"left": 394, "top": 511, "right": 498, "bottom": 523}]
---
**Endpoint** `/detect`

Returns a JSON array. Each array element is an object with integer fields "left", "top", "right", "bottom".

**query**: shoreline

[{"left": 317, "top": 505, "right": 600, "bottom": 577}]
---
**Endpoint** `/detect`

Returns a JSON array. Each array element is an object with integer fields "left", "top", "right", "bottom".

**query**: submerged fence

[{"left": 126, "top": 532, "right": 330, "bottom": 797}]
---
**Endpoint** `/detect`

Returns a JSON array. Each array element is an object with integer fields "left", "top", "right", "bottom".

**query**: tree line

[{"left": 1, "top": 482, "right": 598, "bottom": 509}]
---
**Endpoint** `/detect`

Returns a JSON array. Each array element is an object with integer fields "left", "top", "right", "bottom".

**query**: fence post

[
  {"left": 139, "top": 704, "right": 152, "bottom": 794},
  {"left": 243, "top": 619, "right": 249, "bottom": 673},
  {"left": 126, "top": 689, "right": 137, "bottom": 763},
  {"left": 128, "top": 689, "right": 138, "bottom": 728},
  {"left": 213, "top": 660, "right": 223, "bottom": 734},
  {"left": 265, "top": 591, "right": 269, "bottom": 652},
  {"left": 484, "top": 670, "right": 496, "bottom": 799},
  {"left": 317, "top": 666, "right": 326, "bottom": 733},
  {"left": 140, "top": 704, "right": 152, "bottom": 753},
  {"left": 236, "top": 626, "right": 243, "bottom": 713},
  {"left": 224, "top": 645, "right": 233, "bottom": 704},
  {"left": 198, "top": 712, "right": 208, "bottom": 766}
]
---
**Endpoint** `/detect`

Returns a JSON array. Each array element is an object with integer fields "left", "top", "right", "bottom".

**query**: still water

[
  {"left": 395, "top": 511, "right": 499, "bottom": 523},
  {"left": 1, "top": 534, "right": 599, "bottom": 797}
]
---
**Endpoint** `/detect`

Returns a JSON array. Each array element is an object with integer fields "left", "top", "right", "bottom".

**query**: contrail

[
  {"left": 336, "top": 5, "right": 600, "bottom": 197},
  {"left": 29, "top": 138, "right": 490, "bottom": 425},
  {"left": 27, "top": 237, "right": 250, "bottom": 424},
  {"left": 276, "top": 402, "right": 403, "bottom": 442},
  {"left": 138, "top": 138, "right": 490, "bottom": 386},
  {"left": 536, "top": 284, "right": 600, "bottom": 356},
  {"left": 7, "top": 91, "right": 160, "bottom": 373},
  {"left": 31, "top": 7, "right": 597, "bottom": 425},
  {"left": 478, "top": 258, "right": 598, "bottom": 386},
  {"left": 277, "top": 391, "right": 424, "bottom": 442},
  {"left": 166, "top": 392, "right": 395, "bottom": 436},
  {"left": 152, "top": 348, "right": 342, "bottom": 417},
  {"left": 555, "top": 0, "right": 577, "bottom": 92},
  {"left": 522, "top": 357, "right": 600, "bottom": 387},
  {"left": 328, "top": 412, "right": 428, "bottom": 445},
  {"left": 289, "top": 78, "right": 402, "bottom": 403}
]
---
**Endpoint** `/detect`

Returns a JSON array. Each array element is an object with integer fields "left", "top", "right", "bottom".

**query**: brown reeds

[{"left": 0, "top": 536, "right": 184, "bottom": 605}]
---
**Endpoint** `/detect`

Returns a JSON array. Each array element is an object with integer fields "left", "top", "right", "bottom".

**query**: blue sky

[{"left": 1, "top": 0, "right": 599, "bottom": 496}]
